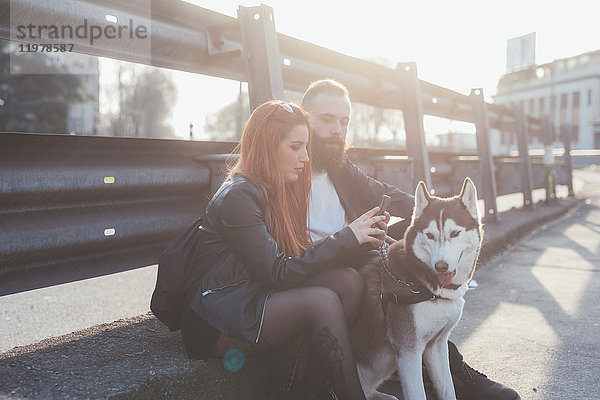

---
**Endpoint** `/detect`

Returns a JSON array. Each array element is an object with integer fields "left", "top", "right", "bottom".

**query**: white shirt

[{"left": 308, "top": 171, "right": 346, "bottom": 243}]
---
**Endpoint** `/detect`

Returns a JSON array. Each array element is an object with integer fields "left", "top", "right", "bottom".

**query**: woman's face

[{"left": 276, "top": 124, "right": 310, "bottom": 183}]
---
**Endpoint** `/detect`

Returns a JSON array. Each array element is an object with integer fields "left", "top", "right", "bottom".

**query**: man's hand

[{"left": 376, "top": 211, "right": 391, "bottom": 231}]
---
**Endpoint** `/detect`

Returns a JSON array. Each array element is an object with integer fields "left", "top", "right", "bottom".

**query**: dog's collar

[
  {"left": 380, "top": 291, "right": 436, "bottom": 305},
  {"left": 379, "top": 245, "right": 420, "bottom": 291},
  {"left": 379, "top": 245, "right": 437, "bottom": 308}
]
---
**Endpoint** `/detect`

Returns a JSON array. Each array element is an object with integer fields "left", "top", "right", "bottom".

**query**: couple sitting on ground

[{"left": 157, "top": 79, "right": 520, "bottom": 400}]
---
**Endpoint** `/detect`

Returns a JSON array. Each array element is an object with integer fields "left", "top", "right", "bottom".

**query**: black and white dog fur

[{"left": 351, "top": 178, "right": 483, "bottom": 400}]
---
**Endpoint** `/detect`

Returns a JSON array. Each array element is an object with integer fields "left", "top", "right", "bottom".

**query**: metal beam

[
  {"left": 238, "top": 4, "right": 284, "bottom": 109},
  {"left": 560, "top": 124, "right": 575, "bottom": 196},
  {"left": 0, "top": 133, "right": 237, "bottom": 293},
  {"left": 470, "top": 88, "right": 499, "bottom": 222},
  {"left": 515, "top": 106, "right": 535, "bottom": 208},
  {"left": 397, "top": 62, "right": 431, "bottom": 189},
  {"left": 542, "top": 114, "right": 557, "bottom": 199}
]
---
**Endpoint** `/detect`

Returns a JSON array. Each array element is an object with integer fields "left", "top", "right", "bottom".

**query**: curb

[{"left": 478, "top": 198, "right": 583, "bottom": 264}]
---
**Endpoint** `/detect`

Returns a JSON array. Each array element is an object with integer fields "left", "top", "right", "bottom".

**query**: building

[{"left": 493, "top": 49, "right": 600, "bottom": 150}]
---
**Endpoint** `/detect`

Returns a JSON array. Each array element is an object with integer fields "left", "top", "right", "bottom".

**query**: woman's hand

[{"left": 348, "top": 207, "right": 389, "bottom": 247}]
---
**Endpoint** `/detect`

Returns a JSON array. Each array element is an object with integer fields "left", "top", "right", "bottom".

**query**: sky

[{"left": 101, "top": 1, "right": 600, "bottom": 140}]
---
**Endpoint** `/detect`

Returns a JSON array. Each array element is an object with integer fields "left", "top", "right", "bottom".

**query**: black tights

[{"left": 212, "top": 267, "right": 366, "bottom": 399}]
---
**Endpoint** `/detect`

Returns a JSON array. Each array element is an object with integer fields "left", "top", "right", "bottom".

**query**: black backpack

[{"left": 150, "top": 217, "right": 203, "bottom": 331}]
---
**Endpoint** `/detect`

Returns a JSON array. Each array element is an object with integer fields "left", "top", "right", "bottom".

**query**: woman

[{"left": 181, "top": 100, "right": 388, "bottom": 399}]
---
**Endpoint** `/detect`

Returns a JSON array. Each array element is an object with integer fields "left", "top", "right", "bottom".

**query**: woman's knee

[
  {"left": 342, "top": 267, "right": 365, "bottom": 295},
  {"left": 330, "top": 267, "right": 365, "bottom": 301},
  {"left": 211, "top": 333, "right": 243, "bottom": 358},
  {"left": 265, "top": 286, "right": 345, "bottom": 327},
  {"left": 308, "top": 286, "right": 345, "bottom": 317}
]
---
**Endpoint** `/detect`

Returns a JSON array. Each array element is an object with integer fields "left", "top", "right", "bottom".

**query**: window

[
  {"left": 538, "top": 97, "right": 545, "bottom": 115},
  {"left": 573, "top": 91, "right": 580, "bottom": 108},
  {"left": 588, "top": 89, "right": 593, "bottom": 106}
]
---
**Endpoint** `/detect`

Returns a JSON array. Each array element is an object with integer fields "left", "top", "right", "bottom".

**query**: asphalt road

[
  {"left": 0, "top": 265, "right": 157, "bottom": 353},
  {"left": 449, "top": 167, "right": 600, "bottom": 400}
]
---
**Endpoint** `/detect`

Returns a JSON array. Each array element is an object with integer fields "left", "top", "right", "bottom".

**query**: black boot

[
  {"left": 448, "top": 341, "right": 521, "bottom": 400},
  {"left": 271, "top": 387, "right": 320, "bottom": 400},
  {"left": 289, "top": 387, "right": 336, "bottom": 400},
  {"left": 273, "top": 382, "right": 337, "bottom": 400}
]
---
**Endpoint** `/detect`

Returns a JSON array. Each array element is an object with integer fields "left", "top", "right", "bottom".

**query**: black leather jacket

[
  {"left": 185, "top": 175, "right": 362, "bottom": 343},
  {"left": 329, "top": 158, "right": 415, "bottom": 237}
]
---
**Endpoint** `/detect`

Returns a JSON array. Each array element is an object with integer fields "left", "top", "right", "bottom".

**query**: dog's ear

[
  {"left": 413, "top": 181, "right": 430, "bottom": 221},
  {"left": 459, "top": 177, "right": 479, "bottom": 220}
]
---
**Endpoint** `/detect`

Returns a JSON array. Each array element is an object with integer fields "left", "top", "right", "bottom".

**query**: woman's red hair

[{"left": 228, "top": 100, "right": 312, "bottom": 257}]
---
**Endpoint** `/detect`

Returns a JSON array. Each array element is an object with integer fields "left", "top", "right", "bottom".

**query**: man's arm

[
  {"left": 333, "top": 159, "right": 414, "bottom": 240},
  {"left": 345, "top": 160, "right": 415, "bottom": 219}
]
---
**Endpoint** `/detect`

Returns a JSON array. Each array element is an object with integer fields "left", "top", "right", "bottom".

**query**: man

[{"left": 301, "top": 79, "right": 520, "bottom": 400}]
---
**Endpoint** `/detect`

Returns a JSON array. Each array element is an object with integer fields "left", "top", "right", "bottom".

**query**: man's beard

[{"left": 311, "top": 134, "right": 348, "bottom": 172}]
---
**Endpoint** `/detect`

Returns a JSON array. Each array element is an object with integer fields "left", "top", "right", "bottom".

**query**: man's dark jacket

[{"left": 328, "top": 158, "right": 415, "bottom": 238}]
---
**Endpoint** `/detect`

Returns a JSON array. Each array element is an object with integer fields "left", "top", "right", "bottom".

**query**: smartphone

[{"left": 376, "top": 195, "right": 391, "bottom": 216}]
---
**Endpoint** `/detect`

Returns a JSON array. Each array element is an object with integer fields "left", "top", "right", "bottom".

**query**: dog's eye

[
  {"left": 450, "top": 230, "right": 460, "bottom": 238},
  {"left": 426, "top": 233, "right": 435, "bottom": 240}
]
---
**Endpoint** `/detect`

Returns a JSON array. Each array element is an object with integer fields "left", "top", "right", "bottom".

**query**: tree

[
  {"left": 106, "top": 64, "right": 178, "bottom": 138},
  {"left": 350, "top": 103, "right": 405, "bottom": 148},
  {"left": 348, "top": 56, "right": 406, "bottom": 149},
  {"left": 0, "top": 41, "right": 84, "bottom": 133},
  {"left": 203, "top": 83, "right": 249, "bottom": 141}
]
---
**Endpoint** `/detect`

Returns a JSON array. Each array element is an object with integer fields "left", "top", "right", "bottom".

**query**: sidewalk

[
  {"left": 0, "top": 170, "right": 596, "bottom": 399},
  {"left": 449, "top": 168, "right": 600, "bottom": 400}
]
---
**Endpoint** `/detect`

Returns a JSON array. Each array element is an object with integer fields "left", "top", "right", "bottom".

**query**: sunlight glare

[
  {"left": 459, "top": 302, "right": 558, "bottom": 386},
  {"left": 532, "top": 247, "right": 594, "bottom": 317},
  {"left": 564, "top": 221, "right": 600, "bottom": 255}
]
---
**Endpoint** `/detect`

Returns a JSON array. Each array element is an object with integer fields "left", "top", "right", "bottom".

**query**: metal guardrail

[
  {"left": 1, "top": 0, "right": 573, "bottom": 201},
  {"left": 0, "top": 133, "right": 236, "bottom": 293},
  {"left": 349, "top": 148, "right": 571, "bottom": 197},
  {"left": 0, "top": 133, "right": 572, "bottom": 294},
  {"left": 0, "top": 0, "right": 575, "bottom": 290}
]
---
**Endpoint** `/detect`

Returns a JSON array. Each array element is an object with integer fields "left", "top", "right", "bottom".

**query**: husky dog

[{"left": 351, "top": 178, "right": 483, "bottom": 400}]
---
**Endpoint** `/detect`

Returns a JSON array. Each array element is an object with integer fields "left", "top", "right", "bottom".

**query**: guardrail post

[
  {"left": 515, "top": 106, "right": 535, "bottom": 208},
  {"left": 561, "top": 124, "right": 575, "bottom": 197},
  {"left": 542, "top": 115, "right": 556, "bottom": 201},
  {"left": 238, "top": 5, "right": 285, "bottom": 109},
  {"left": 470, "top": 88, "right": 498, "bottom": 222},
  {"left": 193, "top": 154, "right": 237, "bottom": 196},
  {"left": 396, "top": 62, "right": 432, "bottom": 190}
]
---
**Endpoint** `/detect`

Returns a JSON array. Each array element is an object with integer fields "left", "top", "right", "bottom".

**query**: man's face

[{"left": 305, "top": 93, "right": 351, "bottom": 171}]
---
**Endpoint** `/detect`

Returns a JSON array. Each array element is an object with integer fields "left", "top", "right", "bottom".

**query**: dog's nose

[{"left": 435, "top": 261, "right": 449, "bottom": 272}]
